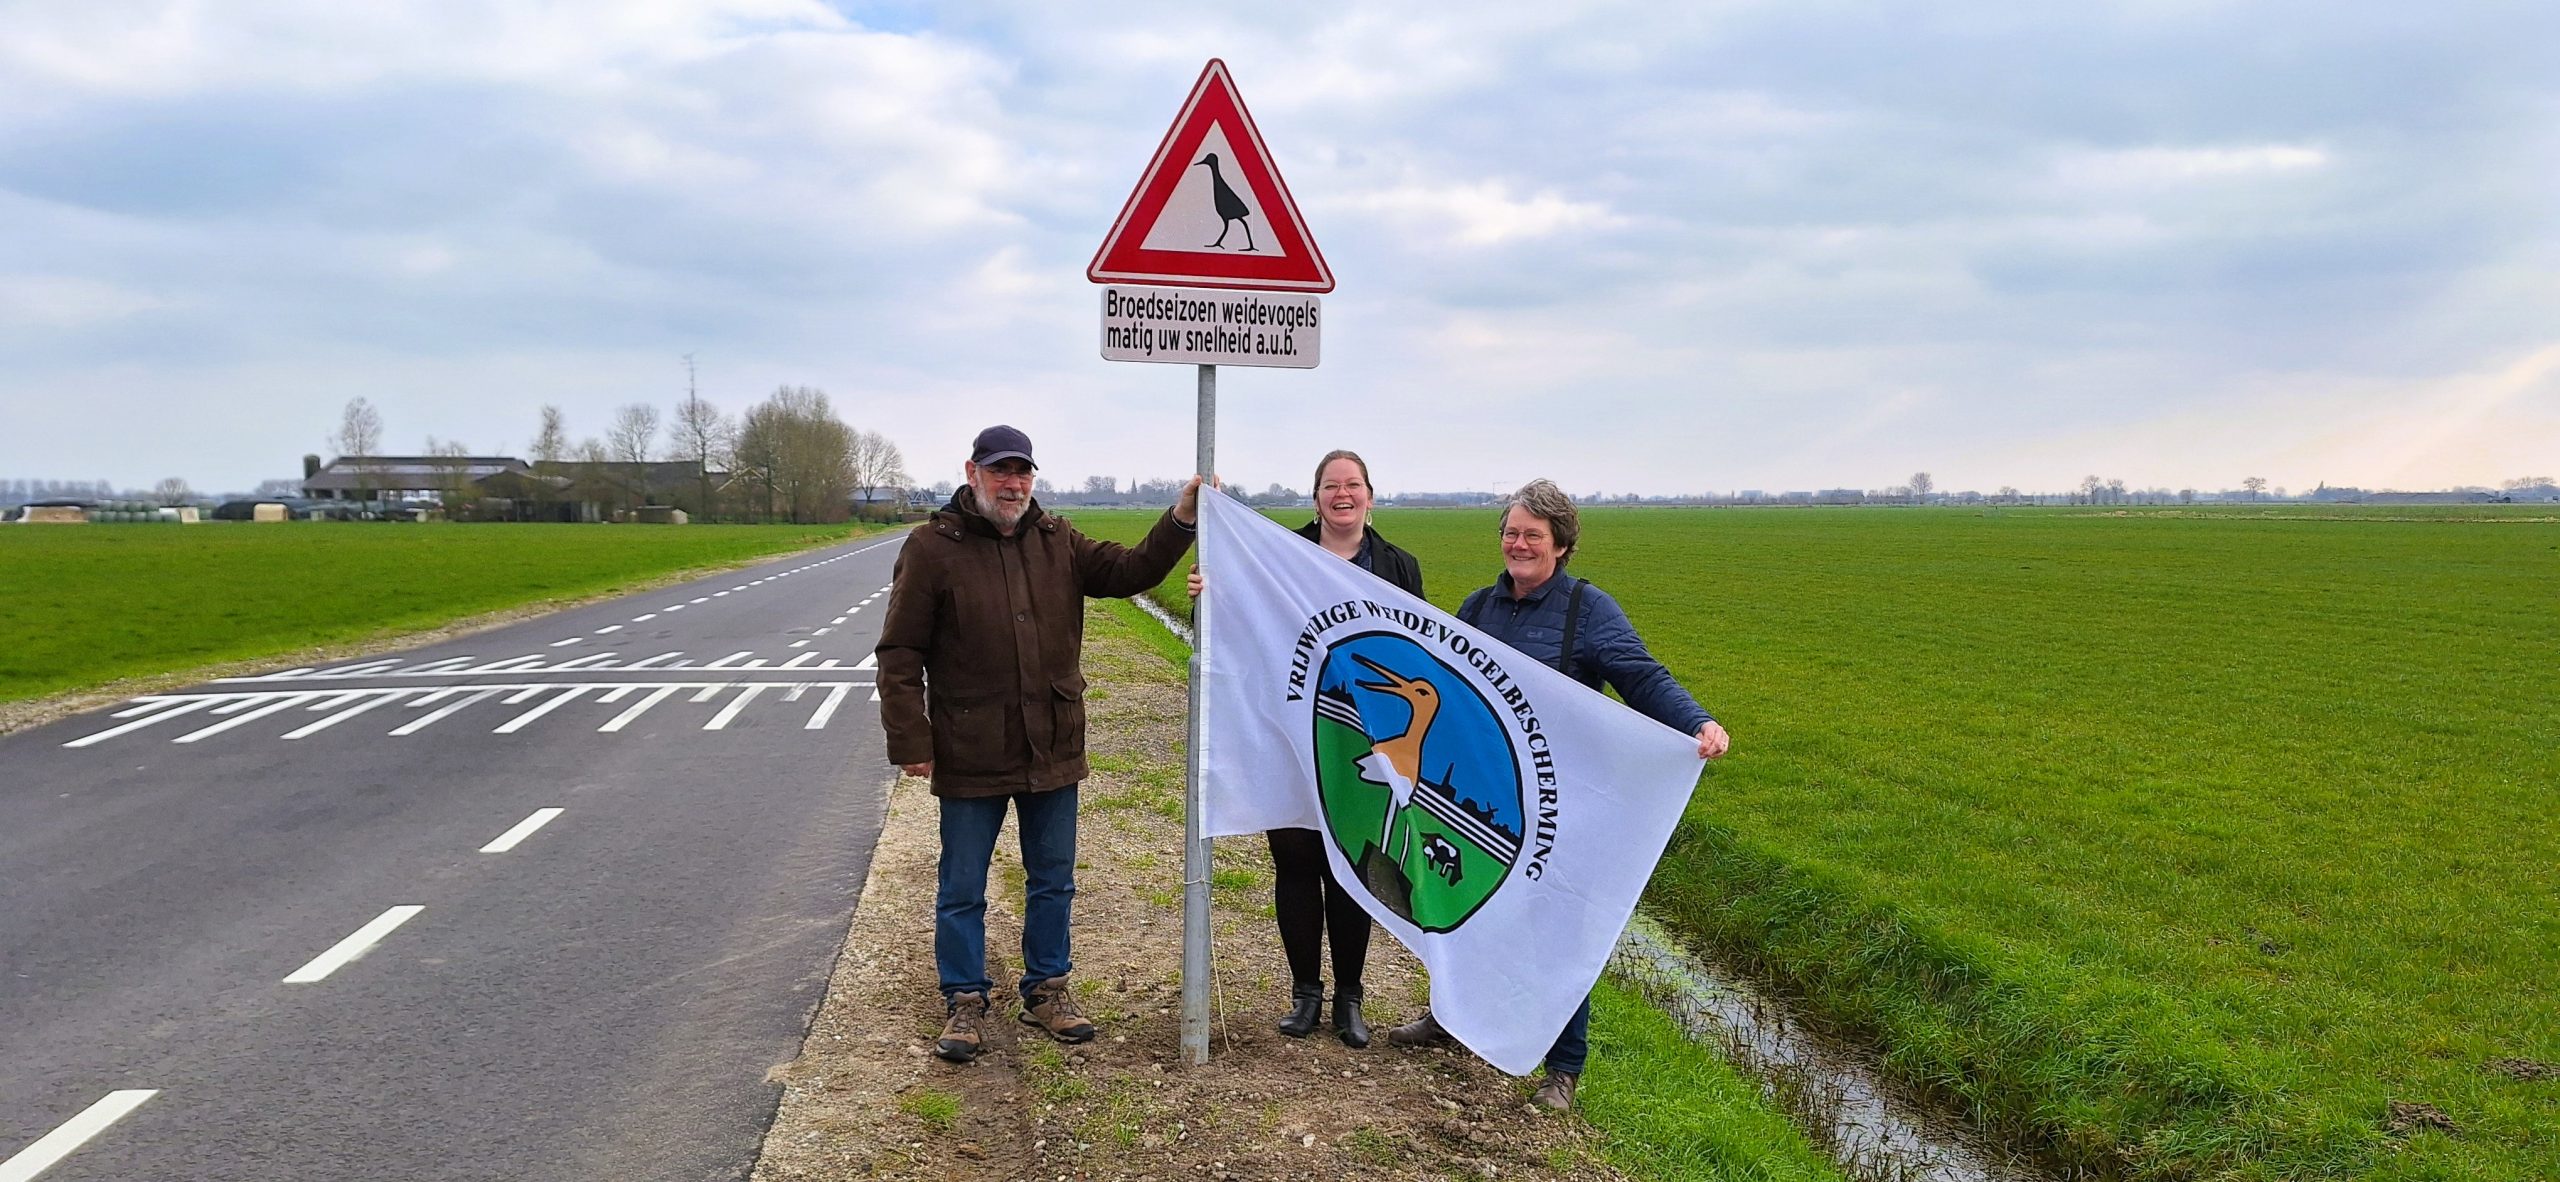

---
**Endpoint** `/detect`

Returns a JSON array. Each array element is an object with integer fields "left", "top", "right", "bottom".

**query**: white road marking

[
  {"left": 480, "top": 808, "right": 564, "bottom": 853},
  {"left": 807, "top": 684, "right": 851, "bottom": 729},
  {"left": 705, "top": 685, "right": 767, "bottom": 729},
  {"left": 664, "top": 604, "right": 685, "bottom": 612},
  {"left": 690, "top": 597, "right": 708, "bottom": 603},
  {"left": 493, "top": 687, "right": 589, "bottom": 733},
  {"left": 283, "top": 906, "right": 423, "bottom": 983},
  {"left": 549, "top": 653, "right": 617, "bottom": 671},
  {"left": 599, "top": 686, "right": 680, "bottom": 732},
  {"left": 712, "top": 591, "right": 730, "bottom": 597},
  {"left": 854, "top": 652, "right": 879, "bottom": 671},
  {"left": 703, "top": 651, "right": 752, "bottom": 669},
  {"left": 62, "top": 698, "right": 218, "bottom": 747},
  {"left": 624, "top": 652, "right": 682, "bottom": 669},
  {"left": 633, "top": 613, "right": 657, "bottom": 622},
  {"left": 390, "top": 688, "right": 502, "bottom": 736},
  {"left": 593, "top": 624, "right": 622, "bottom": 634},
  {"left": 282, "top": 690, "right": 421, "bottom": 739},
  {"left": 812, "top": 627, "right": 832, "bottom": 636},
  {"left": 788, "top": 640, "right": 809, "bottom": 649},
  {"left": 172, "top": 695, "right": 308, "bottom": 743},
  {"left": 0, "top": 1089, "right": 158, "bottom": 1182},
  {"left": 779, "top": 652, "right": 819, "bottom": 670},
  {"left": 830, "top": 616, "right": 846, "bottom": 625},
  {"left": 71, "top": 681, "right": 875, "bottom": 746},
  {"left": 549, "top": 638, "right": 581, "bottom": 648}
]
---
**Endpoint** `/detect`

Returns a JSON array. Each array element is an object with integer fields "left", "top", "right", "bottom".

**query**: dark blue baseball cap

[{"left": 970, "top": 425, "right": 1036, "bottom": 469}]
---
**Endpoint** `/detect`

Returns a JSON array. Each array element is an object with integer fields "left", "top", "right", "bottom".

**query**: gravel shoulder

[{"left": 752, "top": 603, "right": 1635, "bottom": 1182}]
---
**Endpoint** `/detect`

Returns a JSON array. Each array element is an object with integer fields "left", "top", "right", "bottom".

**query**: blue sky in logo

[{"left": 1319, "top": 632, "right": 1524, "bottom": 840}]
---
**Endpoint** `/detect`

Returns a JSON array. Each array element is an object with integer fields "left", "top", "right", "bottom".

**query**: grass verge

[{"left": 0, "top": 521, "right": 875, "bottom": 704}]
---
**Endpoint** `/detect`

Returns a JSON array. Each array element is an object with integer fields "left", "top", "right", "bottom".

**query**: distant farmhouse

[{"left": 304, "top": 455, "right": 733, "bottom": 522}]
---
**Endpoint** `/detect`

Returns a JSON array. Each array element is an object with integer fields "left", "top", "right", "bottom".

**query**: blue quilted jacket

[{"left": 1456, "top": 568, "right": 1714, "bottom": 736}]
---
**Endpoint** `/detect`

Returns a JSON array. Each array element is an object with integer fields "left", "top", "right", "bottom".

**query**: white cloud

[
  {"left": 0, "top": 274, "right": 173, "bottom": 327},
  {"left": 1338, "top": 179, "right": 1627, "bottom": 247},
  {"left": 2052, "top": 143, "right": 2330, "bottom": 188}
]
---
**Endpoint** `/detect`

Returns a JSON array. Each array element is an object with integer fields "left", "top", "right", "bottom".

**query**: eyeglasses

[
  {"left": 977, "top": 463, "right": 1035, "bottom": 483},
  {"left": 1317, "top": 481, "right": 1368, "bottom": 496}
]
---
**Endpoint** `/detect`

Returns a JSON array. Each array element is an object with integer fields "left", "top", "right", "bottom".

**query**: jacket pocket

[
  {"left": 930, "top": 690, "right": 1016, "bottom": 775},
  {"left": 1050, "top": 675, "right": 1088, "bottom": 760}
]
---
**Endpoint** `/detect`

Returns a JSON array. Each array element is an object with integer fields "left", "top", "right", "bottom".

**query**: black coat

[{"left": 1293, "top": 519, "right": 1423, "bottom": 598}]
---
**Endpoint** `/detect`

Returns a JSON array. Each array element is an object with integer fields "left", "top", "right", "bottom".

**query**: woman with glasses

[{"left": 1189, "top": 449, "right": 1421, "bottom": 1047}]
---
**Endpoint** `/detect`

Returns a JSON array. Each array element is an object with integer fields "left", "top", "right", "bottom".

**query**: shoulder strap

[{"left": 1554, "top": 579, "right": 1587, "bottom": 677}]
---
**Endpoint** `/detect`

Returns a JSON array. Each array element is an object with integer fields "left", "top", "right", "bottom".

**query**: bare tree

[
  {"left": 152, "top": 477, "right": 193, "bottom": 506},
  {"left": 846, "top": 429, "right": 910, "bottom": 511},
  {"left": 424, "top": 436, "right": 473, "bottom": 517},
  {"left": 2104, "top": 478, "right": 2127, "bottom": 504},
  {"left": 530, "top": 405, "right": 568, "bottom": 465},
  {"left": 2242, "top": 476, "right": 2268, "bottom": 501},
  {"left": 1995, "top": 485, "right": 2020, "bottom": 504},
  {"left": 1907, "top": 471, "right": 1934, "bottom": 503},
  {"left": 332, "top": 397, "right": 385, "bottom": 507},
  {"left": 2078, "top": 474, "right": 2104, "bottom": 504},
  {"left": 668, "top": 372, "right": 732, "bottom": 520},
  {"left": 731, "top": 386, "right": 856, "bottom": 523},
  {"left": 607, "top": 403, "right": 661, "bottom": 510}
]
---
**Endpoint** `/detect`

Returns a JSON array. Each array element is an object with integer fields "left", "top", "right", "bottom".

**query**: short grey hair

[{"left": 1501, "top": 479, "right": 1579, "bottom": 560}]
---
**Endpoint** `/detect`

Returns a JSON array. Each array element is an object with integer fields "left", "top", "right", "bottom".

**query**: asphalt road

[{"left": 0, "top": 531, "right": 909, "bottom": 1181}]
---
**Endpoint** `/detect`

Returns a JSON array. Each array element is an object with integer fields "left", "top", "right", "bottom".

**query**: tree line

[{"left": 323, "top": 382, "right": 912, "bottom": 524}]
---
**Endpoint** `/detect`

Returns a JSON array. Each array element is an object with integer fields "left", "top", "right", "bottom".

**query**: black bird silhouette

[{"left": 1194, "top": 153, "right": 1258, "bottom": 251}]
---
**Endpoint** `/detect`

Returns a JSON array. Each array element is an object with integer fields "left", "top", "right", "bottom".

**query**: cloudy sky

[{"left": 4, "top": 1, "right": 2554, "bottom": 497}]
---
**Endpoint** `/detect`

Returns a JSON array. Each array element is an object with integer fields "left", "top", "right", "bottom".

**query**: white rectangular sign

[{"left": 1100, "top": 285, "right": 1319, "bottom": 369}]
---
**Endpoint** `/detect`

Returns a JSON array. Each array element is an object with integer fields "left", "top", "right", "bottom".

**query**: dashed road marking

[
  {"left": 549, "top": 638, "right": 581, "bottom": 648},
  {"left": 0, "top": 1089, "right": 158, "bottom": 1182},
  {"left": 480, "top": 808, "right": 564, "bottom": 853},
  {"left": 284, "top": 905, "right": 423, "bottom": 983}
]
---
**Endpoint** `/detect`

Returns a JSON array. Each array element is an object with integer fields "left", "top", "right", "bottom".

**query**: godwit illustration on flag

[{"left": 1195, "top": 489, "right": 1706, "bottom": 1074}]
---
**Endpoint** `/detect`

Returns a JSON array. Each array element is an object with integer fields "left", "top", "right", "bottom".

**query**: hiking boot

[
  {"left": 1019, "top": 976, "right": 1096, "bottom": 1043},
  {"left": 1533, "top": 1070, "right": 1578, "bottom": 1112},
  {"left": 1277, "top": 981, "right": 1324, "bottom": 1039},
  {"left": 1385, "top": 1008, "right": 1449, "bottom": 1048},
  {"left": 936, "top": 992, "right": 989, "bottom": 1063}
]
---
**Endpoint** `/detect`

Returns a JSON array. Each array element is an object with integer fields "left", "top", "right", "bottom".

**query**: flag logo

[{"left": 1311, "top": 632, "right": 1524, "bottom": 932}]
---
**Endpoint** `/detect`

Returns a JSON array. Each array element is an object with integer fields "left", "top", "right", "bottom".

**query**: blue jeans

[
  {"left": 936, "top": 785, "right": 1079, "bottom": 1000},
  {"left": 1545, "top": 992, "right": 1592, "bottom": 1076}
]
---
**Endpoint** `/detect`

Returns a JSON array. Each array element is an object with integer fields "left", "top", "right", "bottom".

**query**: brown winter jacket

[{"left": 875, "top": 487, "right": 1195, "bottom": 797}]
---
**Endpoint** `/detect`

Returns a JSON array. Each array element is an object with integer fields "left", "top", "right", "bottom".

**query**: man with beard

[{"left": 876, "top": 424, "right": 1203, "bottom": 1063}]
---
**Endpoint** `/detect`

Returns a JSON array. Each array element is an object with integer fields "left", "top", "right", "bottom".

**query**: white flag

[{"left": 1197, "top": 490, "right": 1705, "bottom": 1075}]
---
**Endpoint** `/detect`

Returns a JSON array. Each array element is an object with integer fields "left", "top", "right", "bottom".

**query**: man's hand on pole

[
  {"left": 1173, "top": 474, "right": 1209, "bottom": 526},
  {"left": 902, "top": 761, "right": 933, "bottom": 778}
]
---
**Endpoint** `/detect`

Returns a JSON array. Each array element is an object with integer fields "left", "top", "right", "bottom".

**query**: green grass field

[
  {"left": 0, "top": 521, "right": 869, "bottom": 703},
  {"left": 1066, "top": 503, "right": 2559, "bottom": 1181}
]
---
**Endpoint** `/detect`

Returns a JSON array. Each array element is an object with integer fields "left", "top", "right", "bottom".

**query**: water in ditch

[{"left": 1609, "top": 914, "right": 2053, "bottom": 1182}]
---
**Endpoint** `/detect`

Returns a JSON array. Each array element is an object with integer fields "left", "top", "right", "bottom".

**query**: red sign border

[{"left": 1088, "top": 59, "right": 1334, "bottom": 293}]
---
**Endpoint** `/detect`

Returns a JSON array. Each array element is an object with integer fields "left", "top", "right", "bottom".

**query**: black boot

[
  {"left": 1332, "top": 984, "right": 1370, "bottom": 1048},
  {"left": 1277, "top": 981, "right": 1324, "bottom": 1038}
]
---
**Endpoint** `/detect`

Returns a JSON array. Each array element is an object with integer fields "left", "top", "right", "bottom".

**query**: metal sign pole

[{"left": 1180, "top": 362, "right": 1216, "bottom": 1065}]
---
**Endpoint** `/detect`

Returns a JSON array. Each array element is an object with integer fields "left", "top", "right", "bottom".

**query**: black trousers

[{"left": 1267, "top": 827, "right": 1372, "bottom": 991}]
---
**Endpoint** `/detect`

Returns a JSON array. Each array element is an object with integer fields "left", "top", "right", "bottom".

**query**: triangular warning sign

[{"left": 1088, "top": 59, "right": 1333, "bottom": 293}]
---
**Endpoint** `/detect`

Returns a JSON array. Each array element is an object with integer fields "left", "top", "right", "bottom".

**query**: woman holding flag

[
  {"left": 1189, "top": 449, "right": 1421, "bottom": 1048},
  {"left": 1384, "top": 478, "right": 1731, "bottom": 1111}
]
